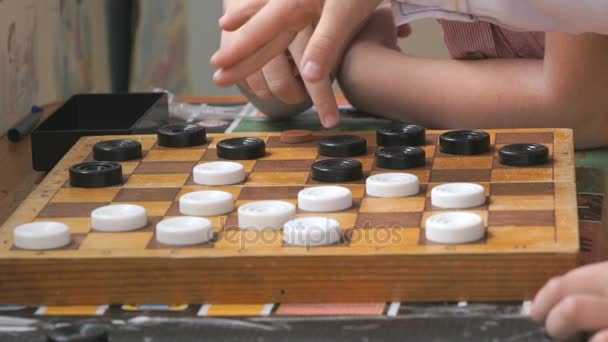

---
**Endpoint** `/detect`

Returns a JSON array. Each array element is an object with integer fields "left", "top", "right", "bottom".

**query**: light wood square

[
  {"left": 360, "top": 197, "right": 425, "bottom": 213},
  {"left": 215, "top": 230, "right": 283, "bottom": 250},
  {"left": 51, "top": 188, "right": 119, "bottom": 203},
  {"left": 264, "top": 148, "right": 318, "bottom": 160},
  {"left": 432, "top": 156, "right": 493, "bottom": 170},
  {"left": 34, "top": 218, "right": 91, "bottom": 234},
  {"left": 247, "top": 172, "right": 310, "bottom": 186},
  {"left": 138, "top": 137, "right": 157, "bottom": 151},
  {"left": 121, "top": 162, "right": 140, "bottom": 175},
  {"left": 421, "top": 145, "right": 436, "bottom": 157},
  {"left": 491, "top": 168, "right": 553, "bottom": 182},
  {"left": 351, "top": 158, "right": 374, "bottom": 172},
  {"left": 125, "top": 174, "right": 190, "bottom": 188},
  {"left": 112, "top": 201, "right": 173, "bottom": 217},
  {"left": 80, "top": 232, "right": 153, "bottom": 250},
  {"left": 422, "top": 211, "right": 488, "bottom": 228},
  {"left": 489, "top": 195, "right": 555, "bottom": 211},
  {"left": 144, "top": 149, "right": 205, "bottom": 162},
  {"left": 350, "top": 228, "right": 416, "bottom": 249},
  {"left": 488, "top": 226, "right": 556, "bottom": 250}
]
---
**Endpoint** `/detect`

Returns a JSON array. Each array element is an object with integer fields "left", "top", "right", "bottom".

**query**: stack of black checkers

[
  {"left": 70, "top": 162, "right": 123, "bottom": 188},
  {"left": 319, "top": 135, "right": 367, "bottom": 157},
  {"left": 440, "top": 130, "right": 490, "bottom": 155},
  {"left": 377, "top": 124, "right": 426, "bottom": 147},
  {"left": 499, "top": 143, "right": 549, "bottom": 166},
  {"left": 157, "top": 124, "right": 207, "bottom": 148},
  {"left": 217, "top": 137, "right": 266, "bottom": 160},
  {"left": 93, "top": 140, "right": 142, "bottom": 162},
  {"left": 312, "top": 159, "right": 363, "bottom": 183}
]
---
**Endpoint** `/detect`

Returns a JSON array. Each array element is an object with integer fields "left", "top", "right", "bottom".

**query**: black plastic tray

[{"left": 31, "top": 93, "right": 168, "bottom": 171}]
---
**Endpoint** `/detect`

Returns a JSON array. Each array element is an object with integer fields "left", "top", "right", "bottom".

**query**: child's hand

[
  {"left": 212, "top": 0, "right": 383, "bottom": 127},
  {"left": 531, "top": 261, "right": 608, "bottom": 341},
  {"left": 220, "top": 28, "right": 308, "bottom": 105}
]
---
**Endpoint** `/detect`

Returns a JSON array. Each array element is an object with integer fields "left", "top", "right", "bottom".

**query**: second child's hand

[{"left": 212, "top": 0, "right": 383, "bottom": 127}]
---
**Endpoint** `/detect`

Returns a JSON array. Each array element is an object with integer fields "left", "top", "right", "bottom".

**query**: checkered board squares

[{"left": 0, "top": 129, "right": 578, "bottom": 304}]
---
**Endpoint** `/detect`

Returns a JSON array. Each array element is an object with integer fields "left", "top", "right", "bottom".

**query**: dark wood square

[
  {"left": 355, "top": 213, "right": 422, "bottom": 229},
  {"left": 113, "top": 188, "right": 181, "bottom": 202},
  {"left": 490, "top": 183, "right": 555, "bottom": 196},
  {"left": 254, "top": 160, "right": 314, "bottom": 172},
  {"left": 238, "top": 186, "right": 304, "bottom": 200},
  {"left": 89, "top": 217, "right": 161, "bottom": 234},
  {"left": 266, "top": 136, "right": 319, "bottom": 148},
  {"left": 488, "top": 211, "right": 555, "bottom": 226},
  {"left": 317, "top": 146, "right": 378, "bottom": 160},
  {"left": 426, "top": 134, "right": 440, "bottom": 145},
  {"left": 372, "top": 158, "right": 433, "bottom": 171},
  {"left": 223, "top": 215, "right": 239, "bottom": 232},
  {"left": 37, "top": 203, "right": 107, "bottom": 218}
]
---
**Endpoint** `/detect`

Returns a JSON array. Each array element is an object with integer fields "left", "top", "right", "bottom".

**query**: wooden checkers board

[{"left": 0, "top": 129, "right": 578, "bottom": 305}]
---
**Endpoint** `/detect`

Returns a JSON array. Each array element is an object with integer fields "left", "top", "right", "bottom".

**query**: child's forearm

[{"left": 339, "top": 33, "right": 608, "bottom": 149}]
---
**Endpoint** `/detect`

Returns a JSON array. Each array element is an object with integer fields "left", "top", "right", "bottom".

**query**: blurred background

[{"left": 0, "top": 0, "right": 448, "bottom": 136}]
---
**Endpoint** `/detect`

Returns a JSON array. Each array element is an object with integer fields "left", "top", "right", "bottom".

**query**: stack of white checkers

[{"left": 426, "top": 183, "right": 486, "bottom": 244}]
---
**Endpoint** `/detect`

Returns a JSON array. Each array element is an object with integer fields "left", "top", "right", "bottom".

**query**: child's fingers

[
  {"left": 212, "top": 0, "right": 316, "bottom": 69},
  {"left": 531, "top": 261, "right": 608, "bottom": 323},
  {"left": 213, "top": 31, "right": 296, "bottom": 87},
  {"left": 545, "top": 295, "right": 608, "bottom": 341},
  {"left": 301, "top": 0, "right": 382, "bottom": 82},
  {"left": 305, "top": 78, "right": 340, "bottom": 128},
  {"left": 262, "top": 54, "right": 308, "bottom": 104},
  {"left": 590, "top": 329, "right": 608, "bottom": 342},
  {"left": 219, "top": 0, "right": 267, "bottom": 32},
  {"left": 290, "top": 27, "right": 339, "bottom": 128},
  {"left": 245, "top": 72, "right": 272, "bottom": 100}
]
